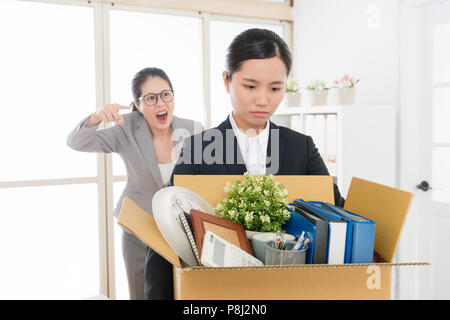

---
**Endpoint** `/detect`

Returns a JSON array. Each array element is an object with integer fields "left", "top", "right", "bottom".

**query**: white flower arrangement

[
  {"left": 215, "top": 172, "right": 291, "bottom": 232},
  {"left": 333, "top": 74, "right": 360, "bottom": 88},
  {"left": 306, "top": 79, "right": 329, "bottom": 91},
  {"left": 286, "top": 78, "right": 300, "bottom": 93}
]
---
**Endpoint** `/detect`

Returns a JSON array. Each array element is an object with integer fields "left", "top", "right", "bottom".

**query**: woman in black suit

[
  {"left": 145, "top": 28, "right": 344, "bottom": 300},
  {"left": 172, "top": 28, "right": 344, "bottom": 206}
]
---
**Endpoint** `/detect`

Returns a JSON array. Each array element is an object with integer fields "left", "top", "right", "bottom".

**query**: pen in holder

[
  {"left": 265, "top": 240, "right": 307, "bottom": 265},
  {"left": 273, "top": 230, "right": 287, "bottom": 250}
]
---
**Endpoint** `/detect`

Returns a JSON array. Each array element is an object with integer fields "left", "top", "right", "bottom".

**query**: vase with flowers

[
  {"left": 305, "top": 80, "right": 329, "bottom": 106},
  {"left": 214, "top": 173, "right": 291, "bottom": 240},
  {"left": 332, "top": 74, "right": 360, "bottom": 105},
  {"left": 285, "top": 78, "right": 301, "bottom": 107}
]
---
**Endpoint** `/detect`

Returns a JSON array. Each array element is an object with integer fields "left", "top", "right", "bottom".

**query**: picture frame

[{"left": 189, "top": 209, "right": 254, "bottom": 258}]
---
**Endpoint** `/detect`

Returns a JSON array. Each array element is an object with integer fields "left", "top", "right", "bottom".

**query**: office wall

[
  {"left": 292, "top": 0, "right": 400, "bottom": 106},
  {"left": 291, "top": 0, "right": 403, "bottom": 299}
]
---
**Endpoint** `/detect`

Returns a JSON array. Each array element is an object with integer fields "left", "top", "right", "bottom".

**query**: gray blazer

[{"left": 67, "top": 111, "right": 203, "bottom": 218}]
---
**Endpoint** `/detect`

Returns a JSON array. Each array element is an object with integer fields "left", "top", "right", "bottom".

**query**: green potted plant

[
  {"left": 305, "top": 80, "right": 329, "bottom": 106},
  {"left": 285, "top": 78, "right": 301, "bottom": 107},
  {"left": 214, "top": 172, "right": 291, "bottom": 237},
  {"left": 332, "top": 74, "right": 360, "bottom": 105}
]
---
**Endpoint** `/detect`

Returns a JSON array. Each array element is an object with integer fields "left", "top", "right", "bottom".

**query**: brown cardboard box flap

[
  {"left": 344, "top": 177, "right": 414, "bottom": 263},
  {"left": 174, "top": 175, "right": 335, "bottom": 206},
  {"left": 118, "top": 196, "right": 181, "bottom": 268}
]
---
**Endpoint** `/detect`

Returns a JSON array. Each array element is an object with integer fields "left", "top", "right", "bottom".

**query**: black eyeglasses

[{"left": 132, "top": 90, "right": 174, "bottom": 108}]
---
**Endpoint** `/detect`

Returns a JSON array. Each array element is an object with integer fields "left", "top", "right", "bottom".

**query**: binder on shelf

[
  {"left": 283, "top": 207, "right": 317, "bottom": 264},
  {"left": 294, "top": 199, "right": 347, "bottom": 265},
  {"left": 290, "top": 115, "right": 302, "bottom": 133},
  {"left": 304, "top": 114, "right": 315, "bottom": 137},
  {"left": 297, "top": 200, "right": 376, "bottom": 263},
  {"left": 325, "top": 114, "right": 337, "bottom": 175},
  {"left": 314, "top": 115, "right": 326, "bottom": 161}
]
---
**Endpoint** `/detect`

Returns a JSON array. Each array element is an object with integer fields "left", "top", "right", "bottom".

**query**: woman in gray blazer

[{"left": 67, "top": 67, "right": 202, "bottom": 300}]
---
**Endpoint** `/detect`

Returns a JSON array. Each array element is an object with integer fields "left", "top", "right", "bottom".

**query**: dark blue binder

[
  {"left": 283, "top": 207, "right": 317, "bottom": 264},
  {"left": 296, "top": 199, "right": 376, "bottom": 263},
  {"left": 293, "top": 199, "right": 347, "bottom": 264},
  {"left": 283, "top": 207, "right": 329, "bottom": 264}
]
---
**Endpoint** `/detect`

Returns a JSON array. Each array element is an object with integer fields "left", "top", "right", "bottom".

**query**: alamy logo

[{"left": 366, "top": 266, "right": 381, "bottom": 290}]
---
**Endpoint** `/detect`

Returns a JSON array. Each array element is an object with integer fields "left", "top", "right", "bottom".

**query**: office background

[{"left": 0, "top": 0, "right": 449, "bottom": 299}]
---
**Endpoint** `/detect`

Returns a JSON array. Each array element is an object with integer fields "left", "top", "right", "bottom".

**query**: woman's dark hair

[
  {"left": 131, "top": 67, "right": 174, "bottom": 111},
  {"left": 225, "top": 28, "right": 292, "bottom": 80}
]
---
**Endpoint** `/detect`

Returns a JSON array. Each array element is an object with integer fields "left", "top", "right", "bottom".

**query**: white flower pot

[
  {"left": 245, "top": 230, "right": 295, "bottom": 260},
  {"left": 306, "top": 89, "right": 328, "bottom": 106},
  {"left": 245, "top": 230, "right": 295, "bottom": 241},
  {"left": 285, "top": 92, "right": 302, "bottom": 107},
  {"left": 245, "top": 230, "right": 261, "bottom": 240},
  {"left": 336, "top": 87, "right": 355, "bottom": 105}
]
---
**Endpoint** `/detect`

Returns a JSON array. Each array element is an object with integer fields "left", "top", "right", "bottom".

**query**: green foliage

[
  {"left": 306, "top": 80, "right": 329, "bottom": 91},
  {"left": 215, "top": 172, "right": 291, "bottom": 232},
  {"left": 286, "top": 79, "right": 300, "bottom": 93}
]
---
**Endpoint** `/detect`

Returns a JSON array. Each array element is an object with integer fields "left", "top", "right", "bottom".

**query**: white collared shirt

[
  {"left": 228, "top": 113, "right": 269, "bottom": 175},
  {"left": 158, "top": 160, "right": 176, "bottom": 187}
]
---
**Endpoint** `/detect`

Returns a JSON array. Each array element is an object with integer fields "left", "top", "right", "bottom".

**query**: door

[{"left": 399, "top": 0, "right": 450, "bottom": 299}]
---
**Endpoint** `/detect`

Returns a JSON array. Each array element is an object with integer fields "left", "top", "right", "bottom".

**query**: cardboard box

[{"left": 118, "top": 175, "right": 428, "bottom": 300}]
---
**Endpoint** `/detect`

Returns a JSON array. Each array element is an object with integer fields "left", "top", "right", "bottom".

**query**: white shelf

[
  {"left": 275, "top": 105, "right": 339, "bottom": 115},
  {"left": 271, "top": 105, "right": 396, "bottom": 198},
  {"left": 274, "top": 105, "right": 390, "bottom": 116}
]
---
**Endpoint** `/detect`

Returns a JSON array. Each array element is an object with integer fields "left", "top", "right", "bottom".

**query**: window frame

[
  {"left": 103, "top": 0, "right": 293, "bottom": 21},
  {"left": 0, "top": 0, "right": 293, "bottom": 299}
]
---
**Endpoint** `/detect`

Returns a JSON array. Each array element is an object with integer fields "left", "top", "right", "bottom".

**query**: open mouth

[{"left": 156, "top": 111, "right": 168, "bottom": 123}]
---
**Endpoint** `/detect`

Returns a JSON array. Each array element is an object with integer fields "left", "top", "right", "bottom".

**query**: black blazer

[{"left": 171, "top": 117, "right": 344, "bottom": 207}]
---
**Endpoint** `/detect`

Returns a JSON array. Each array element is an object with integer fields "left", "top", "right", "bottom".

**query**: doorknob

[{"left": 416, "top": 181, "right": 432, "bottom": 192}]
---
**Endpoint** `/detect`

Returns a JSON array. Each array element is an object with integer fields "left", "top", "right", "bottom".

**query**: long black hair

[
  {"left": 225, "top": 28, "right": 292, "bottom": 80},
  {"left": 131, "top": 67, "right": 174, "bottom": 112}
]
